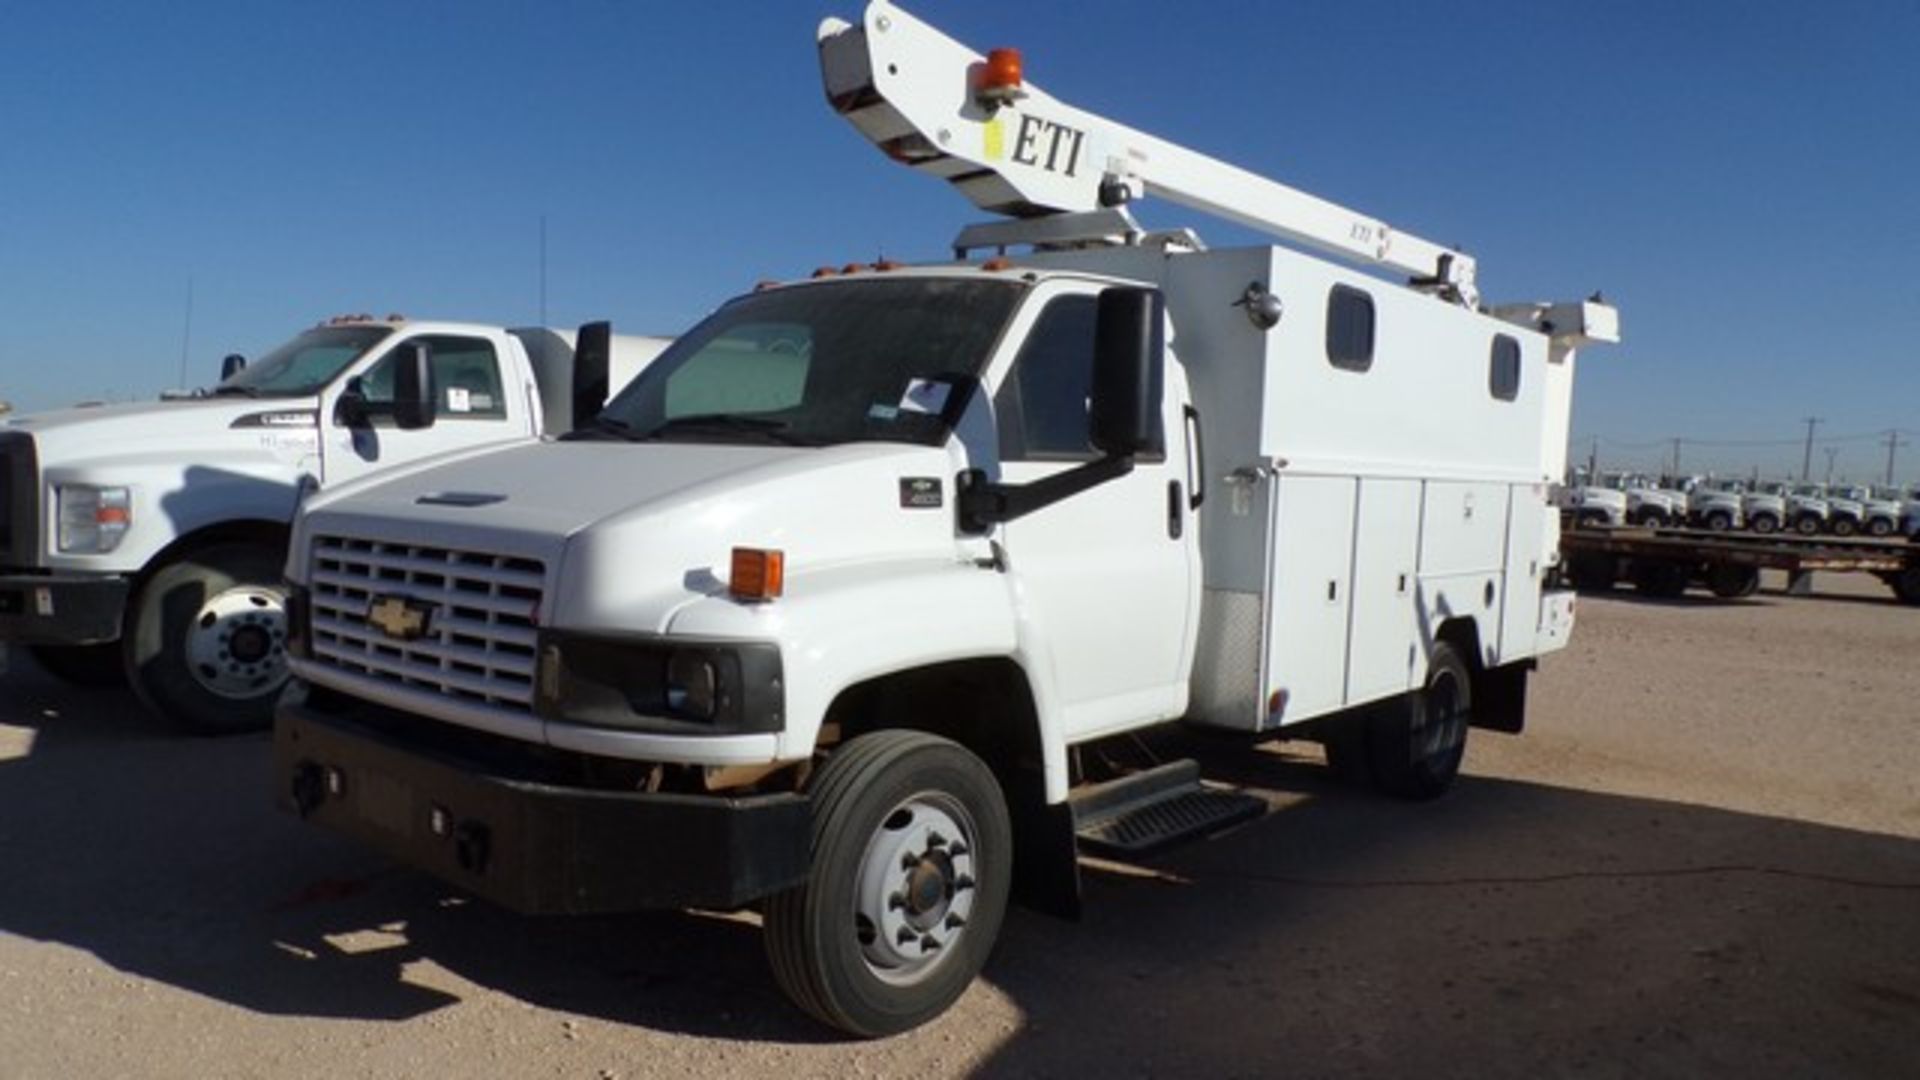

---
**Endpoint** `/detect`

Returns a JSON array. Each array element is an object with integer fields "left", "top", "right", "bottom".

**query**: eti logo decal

[
  {"left": 366, "top": 595, "right": 433, "bottom": 641},
  {"left": 984, "top": 111, "right": 1086, "bottom": 178}
]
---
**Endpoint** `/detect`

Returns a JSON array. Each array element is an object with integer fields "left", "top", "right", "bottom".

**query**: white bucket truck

[
  {"left": 0, "top": 317, "right": 666, "bottom": 732},
  {"left": 272, "top": 2, "right": 1617, "bottom": 1036}
]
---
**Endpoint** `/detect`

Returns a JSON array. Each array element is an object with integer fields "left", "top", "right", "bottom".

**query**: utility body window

[
  {"left": 1326, "top": 285, "right": 1376, "bottom": 372},
  {"left": 1489, "top": 334, "right": 1521, "bottom": 401}
]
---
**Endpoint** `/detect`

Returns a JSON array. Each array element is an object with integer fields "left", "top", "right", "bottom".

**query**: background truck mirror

[
  {"left": 219, "top": 353, "right": 246, "bottom": 380},
  {"left": 391, "top": 340, "right": 435, "bottom": 431},
  {"left": 572, "top": 320, "right": 612, "bottom": 430},
  {"left": 1090, "top": 287, "right": 1164, "bottom": 457}
]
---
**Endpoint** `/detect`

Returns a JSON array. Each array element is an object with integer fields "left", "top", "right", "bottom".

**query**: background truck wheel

[
  {"left": 126, "top": 541, "right": 290, "bottom": 735},
  {"left": 1359, "top": 641, "right": 1472, "bottom": 800},
  {"left": 1892, "top": 566, "right": 1920, "bottom": 606},
  {"left": 1706, "top": 564, "right": 1762, "bottom": 599},
  {"left": 26, "top": 642, "right": 128, "bottom": 687},
  {"left": 764, "top": 730, "right": 1013, "bottom": 1037},
  {"left": 1566, "top": 554, "right": 1617, "bottom": 592},
  {"left": 1793, "top": 515, "right": 1822, "bottom": 536},
  {"left": 1705, "top": 510, "right": 1734, "bottom": 531},
  {"left": 1628, "top": 508, "right": 1665, "bottom": 527},
  {"left": 1749, "top": 514, "right": 1779, "bottom": 535},
  {"left": 1831, "top": 517, "right": 1857, "bottom": 537},
  {"left": 1867, "top": 518, "right": 1894, "bottom": 538},
  {"left": 1630, "top": 559, "right": 1690, "bottom": 599}
]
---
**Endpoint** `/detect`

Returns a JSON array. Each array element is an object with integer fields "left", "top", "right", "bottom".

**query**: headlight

[
  {"left": 535, "top": 632, "right": 783, "bottom": 735},
  {"left": 57, "top": 485, "right": 132, "bottom": 553}
]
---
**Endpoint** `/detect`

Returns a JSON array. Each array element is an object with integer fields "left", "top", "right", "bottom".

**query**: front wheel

[
  {"left": 27, "top": 642, "right": 128, "bottom": 687},
  {"left": 1705, "top": 510, "right": 1734, "bottom": 531},
  {"left": 1793, "top": 515, "right": 1822, "bottom": 536},
  {"left": 1867, "top": 518, "right": 1894, "bottom": 538},
  {"left": 127, "top": 542, "right": 290, "bottom": 735},
  {"left": 1750, "top": 514, "right": 1779, "bottom": 535},
  {"left": 764, "top": 730, "right": 1013, "bottom": 1037},
  {"left": 1831, "top": 517, "right": 1858, "bottom": 537}
]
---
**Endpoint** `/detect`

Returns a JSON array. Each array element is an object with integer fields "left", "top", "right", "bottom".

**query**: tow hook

[
  {"left": 454, "top": 821, "right": 492, "bottom": 875},
  {"left": 291, "top": 762, "right": 325, "bottom": 818}
]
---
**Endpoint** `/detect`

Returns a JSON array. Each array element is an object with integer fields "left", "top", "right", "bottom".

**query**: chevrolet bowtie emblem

[{"left": 366, "top": 594, "right": 432, "bottom": 641}]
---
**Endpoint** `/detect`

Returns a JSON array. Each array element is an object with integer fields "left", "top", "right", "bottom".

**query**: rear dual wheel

[{"left": 1324, "top": 641, "right": 1471, "bottom": 801}]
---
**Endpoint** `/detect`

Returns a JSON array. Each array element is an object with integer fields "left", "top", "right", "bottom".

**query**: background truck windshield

[
  {"left": 214, "top": 326, "right": 392, "bottom": 397},
  {"left": 593, "top": 278, "right": 1024, "bottom": 447}
]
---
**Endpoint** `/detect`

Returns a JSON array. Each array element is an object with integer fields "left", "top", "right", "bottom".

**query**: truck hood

[
  {"left": 6, "top": 397, "right": 321, "bottom": 472},
  {"left": 295, "top": 439, "right": 974, "bottom": 634}
]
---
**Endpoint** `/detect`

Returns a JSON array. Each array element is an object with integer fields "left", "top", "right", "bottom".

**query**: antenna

[
  {"left": 177, "top": 277, "right": 195, "bottom": 388},
  {"left": 539, "top": 214, "right": 549, "bottom": 327}
]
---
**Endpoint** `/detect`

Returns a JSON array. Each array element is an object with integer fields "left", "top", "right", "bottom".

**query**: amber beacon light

[{"left": 974, "top": 46, "right": 1025, "bottom": 107}]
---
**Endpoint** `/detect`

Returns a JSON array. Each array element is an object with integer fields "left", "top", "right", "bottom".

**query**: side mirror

[
  {"left": 571, "top": 320, "right": 612, "bottom": 429},
  {"left": 391, "top": 340, "right": 435, "bottom": 431},
  {"left": 220, "top": 353, "right": 247, "bottom": 380},
  {"left": 335, "top": 377, "right": 369, "bottom": 427},
  {"left": 1089, "top": 287, "right": 1164, "bottom": 458}
]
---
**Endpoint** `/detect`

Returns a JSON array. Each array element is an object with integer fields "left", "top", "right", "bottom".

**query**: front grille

[
  {"left": 308, "top": 534, "right": 545, "bottom": 712},
  {"left": 0, "top": 432, "right": 38, "bottom": 567}
]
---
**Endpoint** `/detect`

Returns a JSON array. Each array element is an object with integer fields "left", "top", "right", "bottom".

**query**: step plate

[{"left": 1075, "top": 785, "right": 1267, "bottom": 859}]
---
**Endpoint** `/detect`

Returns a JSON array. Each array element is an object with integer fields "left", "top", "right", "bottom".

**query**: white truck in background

[
  {"left": 0, "top": 317, "right": 667, "bottom": 732},
  {"left": 270, "top": 1, "right": 1617, "bottom": 1036}
]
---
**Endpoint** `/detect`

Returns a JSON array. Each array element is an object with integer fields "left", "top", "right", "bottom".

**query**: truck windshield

[
  {"left": 587, "top": 278, "right": 1024, "bottom": 447},
  {"left": 211, "top": 326, "right": 393, "bottom": 398}
]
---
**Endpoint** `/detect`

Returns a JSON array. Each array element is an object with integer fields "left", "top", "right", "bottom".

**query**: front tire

[
  {"left": 1794, "top": 515, "right": 1822, "bottom": 536},
  {"left": 1750, "top": 514, "right": 1779, "bottom": 535},
  {"left": 27, "top": 642, "right": 128, "bottom": 687},
  {"left": 1832, "top": 517, "right": 1858, "bottom": 537},
  {"left": 1705, "top": 510, "right": 1734, "bottom": 531},
  {"left": 764, "top": 730, "right": 1013, "bottom": 1037},
  {"left": 126, "top": 542, "right": 290, "bottom": 735},
  {"left": 1867, "top": 517, "right": 1894, "bottom": 538}
]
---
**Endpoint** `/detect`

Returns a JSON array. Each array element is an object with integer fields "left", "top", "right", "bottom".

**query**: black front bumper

[
  {"left": 274, "top": 695, "right": 812, "bottom": 915},
  {"left": 0, "top": 572, "right": 129, "bottom": 645}
]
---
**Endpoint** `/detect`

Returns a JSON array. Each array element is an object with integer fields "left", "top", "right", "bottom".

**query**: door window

[
  {"left": 357, "top": 336, "right": 507, "bottom": 420},
  {"left": 994, "top": 296, "right": 1099, "bottom": 462}
]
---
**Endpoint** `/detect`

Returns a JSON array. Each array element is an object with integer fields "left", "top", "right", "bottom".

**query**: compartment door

[
  {"left": 1345, "top": 478, "right": 1422, "bottom": 705},
  {"left": 1498, "top": 484, "right": 1548, "bottom": 662},
  {"left": 1263, "top": 475, "right": 1356, "bottom": 728}
]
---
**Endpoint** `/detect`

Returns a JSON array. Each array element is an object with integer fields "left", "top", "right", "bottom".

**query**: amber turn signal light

[{"left": 730, "top": 547, "right": 785, "bottom": 602}]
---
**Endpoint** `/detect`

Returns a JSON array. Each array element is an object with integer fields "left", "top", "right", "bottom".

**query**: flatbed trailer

[{"left": 1561, "top": 523, "right": 1920, "bottom": 605}]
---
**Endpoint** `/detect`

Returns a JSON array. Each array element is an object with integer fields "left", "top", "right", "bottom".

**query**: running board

[{"left": 1070, "top": 760, "right": 1266, "bottom": 859}]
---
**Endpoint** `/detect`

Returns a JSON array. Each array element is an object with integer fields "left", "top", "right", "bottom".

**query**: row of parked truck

[{"left": 1564, "top": 470, "right": 1920, "bottom": 538}]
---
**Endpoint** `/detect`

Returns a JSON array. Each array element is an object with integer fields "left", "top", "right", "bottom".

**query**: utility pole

[
  {"left": 1823, "top": 446, "right": 1839, "bottom": 485},
  {"left": 1670, "top": 437, "right": 1683, "bottom": 481},
  {"left": 1800, "top": 417, "right": 1822, "bottom": 481},
  {"left": 1587, "top": 437, "right": 1598, "bottom": 479},
  {"left": 1884, "top": 430, "right": 1909, "bottom": 487}
]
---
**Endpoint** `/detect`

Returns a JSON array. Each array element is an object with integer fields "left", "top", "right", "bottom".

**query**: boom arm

[{"left": 818, "top": 1, "right": 1479, "bottom": 305}]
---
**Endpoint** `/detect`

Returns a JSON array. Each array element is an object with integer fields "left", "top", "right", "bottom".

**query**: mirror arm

[{"left": 957, "top": 455, "right": 1134, "bottom": 534}]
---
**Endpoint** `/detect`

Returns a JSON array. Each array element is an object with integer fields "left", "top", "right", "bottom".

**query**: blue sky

[{"left": 2, "top": 1, "right": 1916, "bottom": 482}]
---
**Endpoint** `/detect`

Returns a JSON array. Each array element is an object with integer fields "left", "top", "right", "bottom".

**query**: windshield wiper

[
  {"left": 558, "top": 414, "right": 640, "bottom": 442},
  {"left": 206, "top": 385, "right": 265, "bottom": 398},
  {"left": 638, "top": 414, "right": 821, "bottom": 446}
]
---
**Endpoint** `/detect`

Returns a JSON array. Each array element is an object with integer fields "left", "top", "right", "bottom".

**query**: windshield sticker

[{"left": 898, "top": 378, "right": 950, "bottom": 415}]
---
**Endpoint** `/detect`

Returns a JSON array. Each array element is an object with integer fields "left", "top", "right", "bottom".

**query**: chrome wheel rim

[{"left": 183, "top": 585, "right": 288, "bottom": 699}]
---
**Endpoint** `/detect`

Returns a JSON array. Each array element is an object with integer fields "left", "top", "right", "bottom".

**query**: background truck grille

[
  {"left": 0, "top": 433, "right": 38, "bottom": 567},
  {"left": 309, "top": 534, "right": 545, "bottom": 711}
]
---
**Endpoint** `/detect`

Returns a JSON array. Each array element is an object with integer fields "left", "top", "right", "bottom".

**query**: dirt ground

[{"left": 2, "top": 571, "right": 1917, "bottom": 1079}]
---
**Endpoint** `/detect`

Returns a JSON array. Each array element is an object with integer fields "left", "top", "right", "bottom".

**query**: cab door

[
  {"left": 990, "top": 286, "right": 1199, "bottom": 741},
  {"left": 319, "top": 333, "right": 527, "bottom": 487}
]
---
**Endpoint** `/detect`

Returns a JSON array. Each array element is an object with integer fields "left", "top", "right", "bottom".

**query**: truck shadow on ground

[{"left": 3, "top": 658, "right": 1918, "bottom": 1072}]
